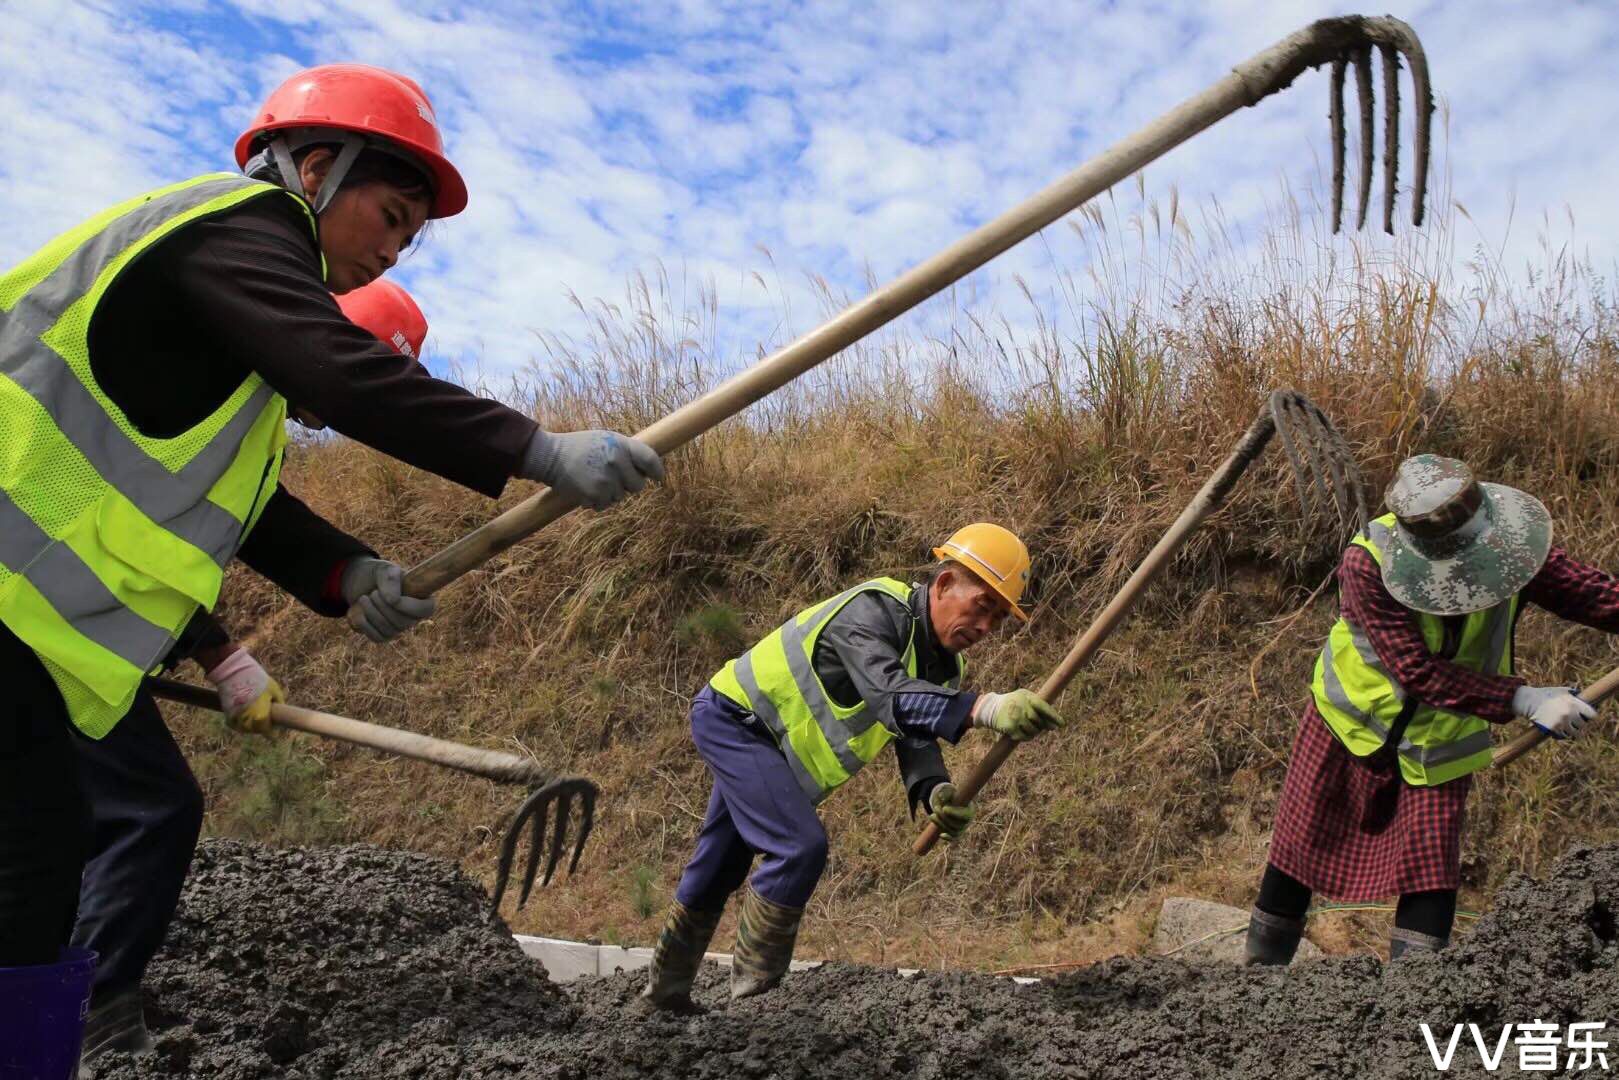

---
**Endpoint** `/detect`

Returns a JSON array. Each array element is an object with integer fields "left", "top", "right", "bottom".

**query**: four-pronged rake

[
  {"left": 145, "top": 677, "right": 599, "bottom": 915},
  {"left": 1270, "top": 389, "right": 1369, "bottom": 542},
  {"left": 1322, "top": 20, "right": 1433, "bottom": 233}
]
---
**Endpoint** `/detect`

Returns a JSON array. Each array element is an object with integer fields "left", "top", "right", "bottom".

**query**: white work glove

[
  {"left": 340, "top": 557, "right": 436, "bottom": 643},
  {"left": 204, "top": 648, "right": 284, "bottom": 735},
  {"left": 1512, "top": 684, "right": 1595, "bottom": 740},
  {"left": 520, "top": 429, "right": 665, "bottom": 510}
]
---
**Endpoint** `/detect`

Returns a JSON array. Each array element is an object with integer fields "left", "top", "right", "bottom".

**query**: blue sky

[{"left": 4, "top": 1, "right": 1617, "bottom": 381}]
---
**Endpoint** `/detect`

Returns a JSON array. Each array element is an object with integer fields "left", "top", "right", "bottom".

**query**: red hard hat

[
  {"left": 336, "top": 279, "right": 428, "bottom": 359},
  {"left": 235, "top": 63, "right": 467, "bottom": 218}
]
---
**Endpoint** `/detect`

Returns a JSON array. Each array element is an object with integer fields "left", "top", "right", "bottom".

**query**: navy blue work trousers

[{"left": 673, "top": 687, "right": 829, "bottom": 912}]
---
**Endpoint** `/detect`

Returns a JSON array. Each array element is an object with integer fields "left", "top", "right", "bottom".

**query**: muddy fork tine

[
  {"left": 1352, "top": 44, "right": 1374, "bottom": 231},
  {"left": 1400, "top": 31, "right": 1434, "bottom": 227},
  {"left": 517, "top": 793, "right": 554, "bottom": 909},
  {"left": 1380, "top": 43, "right": 1400, "bottom": 234},
  {"left": 1269, "top": 392, "right": 1317, "bottom": 517},
  {"left": 1297, "top": 400, "right": 1357, "bottom": 530},
  {"left": 566, "top": 788, "right": 597, "bottom": 877},
  {"left": 1329, "top": 56, "right": 1347, "bottom": 233},
  {"left": 1279, "top": 395, "right": 1336, "bottom": 512},
  {"left": 537, "top": 792, "right": 573, "bottom": 893}
]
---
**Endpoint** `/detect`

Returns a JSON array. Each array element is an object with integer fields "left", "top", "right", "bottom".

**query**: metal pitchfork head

[
  {"left": 1268, "top": 389, "right": 1369, "bottom": 542},
  {"left": 490, "top": 775, "right": 599, "bottom": 912},
  {"left": 1315, "top": 17, "right": 1433, "bottom": 234}
]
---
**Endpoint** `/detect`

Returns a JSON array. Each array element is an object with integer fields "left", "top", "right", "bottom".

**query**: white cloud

[{"left": 3, "top": 0, "right": 1615, "bottom": 386}]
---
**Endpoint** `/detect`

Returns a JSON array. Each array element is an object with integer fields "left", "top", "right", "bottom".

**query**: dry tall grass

[{"left": 173, "top": 183, "right": 1619, "bottom": 971}]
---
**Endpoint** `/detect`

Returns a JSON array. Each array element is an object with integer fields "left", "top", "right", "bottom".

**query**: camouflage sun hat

[{"left": 1379, "top": 454, "right": 1552, "bottom": 616}]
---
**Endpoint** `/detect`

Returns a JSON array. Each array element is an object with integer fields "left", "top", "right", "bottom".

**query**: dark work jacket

[
  {"left": 812, "top": 582, "right": 980, "bottom": 813},
  {"left": 85, "top": 187, "right": 539, "bottom": 646}
]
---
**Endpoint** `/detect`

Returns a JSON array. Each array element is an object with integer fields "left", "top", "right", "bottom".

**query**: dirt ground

[{"left": 95, "top": 839, "right": 1619, "bottom": 1079}]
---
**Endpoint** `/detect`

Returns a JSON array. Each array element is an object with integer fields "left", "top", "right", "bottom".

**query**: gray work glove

[
  {"left": 340, "top": 557, "right": 436, "bottom": 643},
  {"left": 520, "top": 429, "right": 665, "bottom": 510},
  {"left": 1513, "top": 684, "right": 1595, "bottom": 740}
]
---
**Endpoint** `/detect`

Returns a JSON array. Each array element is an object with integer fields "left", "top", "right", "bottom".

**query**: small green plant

[
  {"left": 676, "top": 603, "right": 746, "bottom": 654},
  {"left": 629, "top": 864, "right": 661, "bottom": 919},
  {"left": 212, "top": 737, "right": 345, "bottom": 847}
]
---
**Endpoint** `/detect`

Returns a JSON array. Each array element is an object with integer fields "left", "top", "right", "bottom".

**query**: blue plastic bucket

[{"left": 0, "top": 948, "right": 98, "bottom": 1080}]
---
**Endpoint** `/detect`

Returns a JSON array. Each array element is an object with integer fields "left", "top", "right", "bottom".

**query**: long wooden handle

[
  {"left": 914, "top": 411, "right": 1278, "bottom": 854},
  {"left": 399, "top": 26, "right": 1334, "bottom": 599},
  {"left": 1491, "top": 663, "right": 1619, "bottom": 768},
  {"left": 147, "top": 677, "right": 546, "bottom": 786}
]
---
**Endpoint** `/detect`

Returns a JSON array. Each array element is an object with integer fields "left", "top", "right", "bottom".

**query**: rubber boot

[
  {"left": 80, "top": 987, "right": 156, "bottom": 1071},
  {"left": 1243, "top": 906, "right": 1306, "bottom": 967},
  {"left": 635, "top": 901, "right": 724, "bottom": 1014},
  {"left": 1389, "top": 927, "right": 1448, "bottom": 959},
  {"left": 729, "top": 887, "right": 802, "bottom": 1001}
]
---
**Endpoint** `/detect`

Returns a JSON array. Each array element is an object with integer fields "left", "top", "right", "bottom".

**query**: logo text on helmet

[
  {"left": 391, "top": 330, "right": 416, "bottom": 359},
  {"left": 416, "top": 101, "right": 436, "bottom": 126}
]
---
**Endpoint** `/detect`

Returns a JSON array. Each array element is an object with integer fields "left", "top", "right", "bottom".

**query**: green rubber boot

[
  {"left": 636, "top": 901, "right": 725, "bottom": 1014},
  {"left": 729, "top": 887, "right": 803, "bottom": 1002}
]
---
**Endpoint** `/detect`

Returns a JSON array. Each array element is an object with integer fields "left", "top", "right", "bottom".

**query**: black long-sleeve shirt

[{"left": 85, "top": 186, "right": 539, "bottom": 627}]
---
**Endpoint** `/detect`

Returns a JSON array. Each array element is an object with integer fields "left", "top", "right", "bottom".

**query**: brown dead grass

[{"left": 169, "top": 185, "right": 1619, "bottom": 971}]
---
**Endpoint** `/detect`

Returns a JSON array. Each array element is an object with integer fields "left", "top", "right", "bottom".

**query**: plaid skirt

[{"left": 1267, "top": 703, "right": 1471, "bottom": 900}]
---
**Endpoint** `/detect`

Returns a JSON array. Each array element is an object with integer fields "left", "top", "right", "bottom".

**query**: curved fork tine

[
  {"left": 516, "top": 793, "right": 554, "bottom": 909},
  {"left": 1270, "top": 392, "right": 1320, "bottom": 516},
  {"left": 1401, "top": 36, "right": 1434, "bottom": 227},
  {"left": 1297, "top": 402, "right": 1356, "bottom": 529},
  {"left": 1352, "top": 45, "right": 1374, "bottom": 231},
  {"left": 1329, "top": 57, "right": 1347, "bottom": 234},
  {"left": 536, "top": 792, "right": 573, "bottom": 896},
  {"left": 565, "top": 788, "right": 597, "bottom": 877},
  {"left": 1380, "top": 43, "right": 1400, "bottom": 234},
  {"left": 1282, "top": 396, "right": 1337, "bottom": 512}
]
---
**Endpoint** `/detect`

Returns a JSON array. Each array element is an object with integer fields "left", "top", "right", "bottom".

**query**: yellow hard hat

[{"left": 933, "top": 522, "right": 1031, "bottom": 621}]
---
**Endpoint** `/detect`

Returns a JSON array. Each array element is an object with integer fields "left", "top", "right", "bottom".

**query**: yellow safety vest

[
  {"left": 710, "top": 578, "right": 964, "bottom": 803},
  {"left": 1311, "top": 514, "right": 1518, "bottom": 786},
  {"left": 0, "top": 173, "right": 320, "bottom": 737}
]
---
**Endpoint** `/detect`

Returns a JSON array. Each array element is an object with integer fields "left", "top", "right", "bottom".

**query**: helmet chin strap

[{"left": 266, "top": 131, "right": 365, "bottom": 214}]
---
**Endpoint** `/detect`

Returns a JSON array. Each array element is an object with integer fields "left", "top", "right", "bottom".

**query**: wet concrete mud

[{"left": 99, "top": 841, "right": 1619, "bottom": 1078}]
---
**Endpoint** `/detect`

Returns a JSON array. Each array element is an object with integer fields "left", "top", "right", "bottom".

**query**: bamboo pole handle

[
  {"left": 1491, "top": 663, "right": 1619, "bottom": 768},
  {"left": 398, "top": 23, "right": 1341, "bottom": 599},
  {"left": 147, "top": 677, "right": 546, "bottom": 786},
  {"left": 914, "top": 411, "right": 1278, "bottom": 854}
]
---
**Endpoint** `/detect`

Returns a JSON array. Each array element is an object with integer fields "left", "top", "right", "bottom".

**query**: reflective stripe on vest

[
  {"left": 0, "top": 173, "right": 314, "bottom": 736},
  {"left": 711, "top": 578, "right": 963, "bottom": 803},
  {"left": 1310, "top": 514, "right": 1514, "bottom": 785}
]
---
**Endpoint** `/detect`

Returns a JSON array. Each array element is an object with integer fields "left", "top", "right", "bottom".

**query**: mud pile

[{"left": 100, "top": 841, "right": 1619, "bottom": 1079}]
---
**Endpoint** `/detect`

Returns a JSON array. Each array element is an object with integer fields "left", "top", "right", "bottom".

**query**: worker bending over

[
  {"left": 640, "top": 523, "right": 1066, "bottom": 1011},
  {"left": 1246, "top": 455, "right": 1619, "bottom": 964}
]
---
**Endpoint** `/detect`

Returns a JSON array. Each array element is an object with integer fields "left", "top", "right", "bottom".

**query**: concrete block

[
  {"left": 1153, "top": 897, "right": 1322, "bottom": 964},
  {"left": 597, "top": 945, "right": 654, "bottom": 977},
  {"left": 512, "top": 935, "right": 598, "bottom": 983}
]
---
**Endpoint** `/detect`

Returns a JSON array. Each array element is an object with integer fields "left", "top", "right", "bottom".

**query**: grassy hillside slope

[{"left": 172, "top": 195, "right": 1619, "bottom": 970}]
